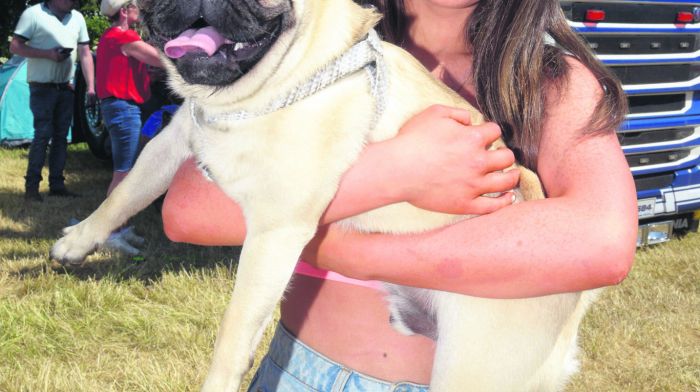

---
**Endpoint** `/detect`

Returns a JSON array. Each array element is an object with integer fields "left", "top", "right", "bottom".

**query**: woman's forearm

[
  {"left": 302, "top": 128, "right": 639, "bottom": 299},
  {"left": 304, "top": 194, "right": 636, "bottom": 299},
  {"left": 320, "top": 138, "right": 404, "bottom": 223}
]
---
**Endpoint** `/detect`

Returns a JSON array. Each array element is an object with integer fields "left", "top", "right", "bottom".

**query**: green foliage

[
  {"left": 85, "top": 14, "right": 111, "bottom": 49},
  {"left": 0, "top": 0, "right": 30, "bottom": 59},
  {"left": 78, "top": 0, "right": 110, "bottom": 49},
  {"left": 1, "top": 0, "right": 108, "bottom": 59}
]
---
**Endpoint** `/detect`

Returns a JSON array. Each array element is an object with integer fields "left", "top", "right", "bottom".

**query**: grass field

[{"left": 1, "top": 144, "right": 698, "bottom": 391}]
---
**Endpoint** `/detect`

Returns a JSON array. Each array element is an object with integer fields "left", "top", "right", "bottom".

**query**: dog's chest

[
  {"left": 186, "top": 76, "right": 380, "bottom": 199},
  {"left": 188, "top": 109, "right": 366, "bottom": 206},
  {"left": 190, "top": 122, "right": 275, "bottom": 188}
]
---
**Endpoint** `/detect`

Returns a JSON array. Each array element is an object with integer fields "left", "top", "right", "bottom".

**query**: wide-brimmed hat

[{"left": 100, "top": 0, "right": 132, "bottom": 17}]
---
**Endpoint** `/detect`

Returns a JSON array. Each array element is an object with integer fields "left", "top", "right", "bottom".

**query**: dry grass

[
  {"left": 570, "top": 235, "right": 700, "bottom": 391},
  {"left": 0, "top": 144, "right": 698, "bottom": 391}
]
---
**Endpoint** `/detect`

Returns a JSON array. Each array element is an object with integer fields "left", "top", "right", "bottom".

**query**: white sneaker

[
  {"left": 102, "top": 228, "right": 142, "bottom": 256},
  {"left": 119, "top": 226, "right": 146, "bottom": 247}
]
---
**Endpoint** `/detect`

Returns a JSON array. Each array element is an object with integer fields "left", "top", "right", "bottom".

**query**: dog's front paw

[{"left": 50, "top": 220, "right": 108, "bottom": 266}]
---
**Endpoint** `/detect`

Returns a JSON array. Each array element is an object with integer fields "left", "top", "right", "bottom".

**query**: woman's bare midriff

[{"left": 280, "top": 274, "right": 435, "bottom": 384}]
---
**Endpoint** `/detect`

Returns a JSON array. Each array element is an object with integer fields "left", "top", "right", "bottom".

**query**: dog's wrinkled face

[{"left": 140, "top": 0, "right": 295, "bottom": 86}]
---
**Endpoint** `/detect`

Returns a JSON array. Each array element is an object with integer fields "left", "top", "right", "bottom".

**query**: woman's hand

[{"left": 384, "top": 105, "right": 520, "bottom": 215}]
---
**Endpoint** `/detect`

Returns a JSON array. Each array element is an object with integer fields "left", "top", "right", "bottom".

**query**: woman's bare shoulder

[
  {"left": 538, "top": 56, "right": 620, "bottom": 178},
  {"left": 541, "top": 56, "right": 612, "bottom": 143}
]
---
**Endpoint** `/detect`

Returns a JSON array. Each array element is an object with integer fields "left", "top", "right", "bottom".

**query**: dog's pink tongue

[{"left": 164, "top": 27, "right": 231, "bottom": 58}]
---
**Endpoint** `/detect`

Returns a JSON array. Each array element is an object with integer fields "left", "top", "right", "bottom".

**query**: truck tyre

[{"left": 74, "top": 71, "right": 111, "bottom": 160}]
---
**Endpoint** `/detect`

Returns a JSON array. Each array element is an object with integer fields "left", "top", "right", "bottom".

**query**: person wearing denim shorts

[
  {"left": 248, "top": 324, "right": 428, "bottom": 392},
  {"left": 10, "top": 0, "right": 95, "bottom": 202},
  {"left": 160, "top": 0, "right": 636, "bottom": 390},
  {"left": 96, "top": 0, "right": 162, "bottom": 253},
  {"left": 97, "top": 0, "right": 162, "bottom": 194},
  {"left": 100, "top": 97, "right": 142, "bottom": 173}
]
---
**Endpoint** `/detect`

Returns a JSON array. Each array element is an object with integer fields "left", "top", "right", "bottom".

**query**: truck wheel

[{"left": 75, "top": 74, "right": 111, "bottom": 160}]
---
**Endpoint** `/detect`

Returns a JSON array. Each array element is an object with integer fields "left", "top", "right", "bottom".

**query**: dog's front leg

[
  {"left": 201, "top": 224, "right": 317, "bottom": 392},
  {"left": 51, "top": 110, "right": 192, "bottom": 264}
]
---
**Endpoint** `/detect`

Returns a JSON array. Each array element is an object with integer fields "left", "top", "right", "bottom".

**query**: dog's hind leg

[
  {"left": 200, "top": 225, "right": 316, "bottom": 392},
  {"left": 50, "top": 109, "right": 193, "bottom": 265},
  {"left": 429, "top": 292, "right": 581, "bottom": 392}
]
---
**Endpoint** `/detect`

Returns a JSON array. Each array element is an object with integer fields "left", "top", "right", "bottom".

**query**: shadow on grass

[
  {"left": 1, "top": 144, "right": 242, "bottom": 284},
  {"left": 4, "top": 199, "right": 243, "bottom": 284}
]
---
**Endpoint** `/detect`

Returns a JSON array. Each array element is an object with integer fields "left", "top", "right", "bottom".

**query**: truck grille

[
  {"left": 563, "top": 1, "right": 700, "bottom": 227},
  {"left": 562, "top": 2, "right": 700, "bottom": 24},
  {"left": 581, "top": 34, "right": 697, "bottom": 55},
  {"left": 618, "top": 127, "right": 695, "bottom": 147},
  {"left": 628, "top": 94, "right": 687, "bottom": 115},
  {"left": 634, "top": 172, "right": 676, "bottom": 191},
  {"left": 610, "top": 64, "right": 699, "bottom": 86},
  {"left": 626, "top": 149, "right": 691, "bottom": 168}
]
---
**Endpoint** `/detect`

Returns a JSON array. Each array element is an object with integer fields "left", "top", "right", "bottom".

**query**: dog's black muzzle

[{"left": 141, "top": 0, "right": 293, "bottom": 86}]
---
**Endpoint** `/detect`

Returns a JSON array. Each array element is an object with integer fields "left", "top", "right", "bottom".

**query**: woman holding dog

[{"left": 163, "top": 0, "right": 637, "bottom": 390}]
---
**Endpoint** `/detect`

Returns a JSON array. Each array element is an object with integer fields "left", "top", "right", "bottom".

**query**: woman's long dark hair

[{"left": 359, "top": 0, "right": 627, "bottom": 170}]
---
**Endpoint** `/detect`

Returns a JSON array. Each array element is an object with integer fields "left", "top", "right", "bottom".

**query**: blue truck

[{"left": 562, "top": 0, "right": 700, "bottom": 245}]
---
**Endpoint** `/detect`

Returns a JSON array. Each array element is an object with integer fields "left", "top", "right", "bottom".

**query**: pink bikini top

[{"left": 295, "top": 260, "right": 384, "bottom": 291}]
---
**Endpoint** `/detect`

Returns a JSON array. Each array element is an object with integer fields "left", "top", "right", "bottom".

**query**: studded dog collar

[{"left": 189, "top": 28, "right": 387, "bottom": 130}]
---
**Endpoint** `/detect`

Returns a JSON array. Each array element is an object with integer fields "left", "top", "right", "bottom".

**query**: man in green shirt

[{"left": 10, "top": 0, "right": 95, "bottom": 201}]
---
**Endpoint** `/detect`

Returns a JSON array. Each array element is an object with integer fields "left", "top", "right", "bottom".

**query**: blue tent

[
  {"left": 0, "top": 56, "right": 33, "bottom": 146},
  {"left": 0, "top": 56, "right": 73, "bottom": 147}
]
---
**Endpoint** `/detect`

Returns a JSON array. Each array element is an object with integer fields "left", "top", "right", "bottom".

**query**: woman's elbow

[
  {"left": 160, "top": 197, "right": 210, "bottom": 243},
  {"left": 161, "top": 197, "right": 247, "bottom": 246},
  {"left": 600, "top": 249, "right": 634, "bottom": 287},
  {"left": 161, "top": 201, "right": 191, "bottom": 243},
  {"left": 162, "top": 222, "right": 187, "bottom": 243},
  {"left": 590, "top": 223, "right": 637, "bottom": 287}
]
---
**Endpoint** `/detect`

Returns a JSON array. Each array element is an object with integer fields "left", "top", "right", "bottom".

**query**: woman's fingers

[
  {"left": 480, "top": 169, "right": 521, "bottom": 195},
  {"left": 484, "top": 147, "right": 517, "bottom": 173},
  {"left": 392, "top": 106, "right": 526, "bottom": 216},
  {"left": 446, "top": 107, "right": 474, "bottom": 126},
  {"left": 470, "top": 122, "right": 503, "bottom": 146},
  {"left": 465, "top": 192, "right": 517, "bottom": 215},
  {"left": 431, "top": 170, "right": 520, "bottom": 215}
]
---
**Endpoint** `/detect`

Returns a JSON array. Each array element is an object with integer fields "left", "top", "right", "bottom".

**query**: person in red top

[
  {"left": 96, "top": 0, "right": 162, "bottom": 254},
  {"left": 96, "top": 21, "right": 151, "bottom": 107}
]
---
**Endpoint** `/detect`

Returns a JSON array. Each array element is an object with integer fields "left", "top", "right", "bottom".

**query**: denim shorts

[
  {"left": 248, "top": 323, "right": 429, "bottom": 392},
  {"left": 100, "top": 97, "right": 142, "bottom": 172}
]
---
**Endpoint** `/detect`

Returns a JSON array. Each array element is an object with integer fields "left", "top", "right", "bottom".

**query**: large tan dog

[{"left": 51, "top": 0, "right": 599, "bottom": 390}]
